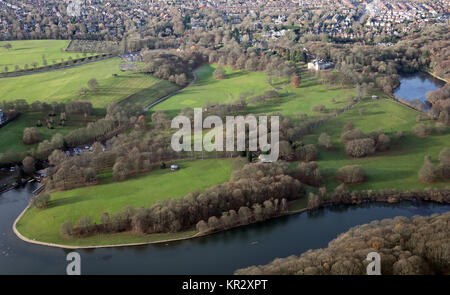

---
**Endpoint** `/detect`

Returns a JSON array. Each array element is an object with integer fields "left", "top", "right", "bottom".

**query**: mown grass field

[
  {"left": 0, "top": 111, "right": 103, "bottom": 154},
  {"left": 153, "top": 63, "right": 357, "bottom": 118},
  {"left": 302, "top": 97, "right": 450, "bottom": 191},
  {"left": 0, "top": 58, "right": 177, "bottom": 108},
  {"left": 16, "top": 159, "right": 232, "bottom": 245},
  {"left": 0, "top": 40, "right": 94, "bottom": 72}
]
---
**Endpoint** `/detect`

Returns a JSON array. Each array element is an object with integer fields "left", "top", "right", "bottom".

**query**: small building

[
  {"left": 372, "top": 95, "right": 378, "bottom": 100},
  {"left": 170, "top": 164, "right": 179, "bottom": 171},
  {"left": 307, "top": 59, "right": 335, "bottom": 71}
]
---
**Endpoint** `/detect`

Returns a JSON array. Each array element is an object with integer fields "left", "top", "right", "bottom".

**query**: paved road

[{"left": 144, "top": 71, "right": 198, "bottom": 111}]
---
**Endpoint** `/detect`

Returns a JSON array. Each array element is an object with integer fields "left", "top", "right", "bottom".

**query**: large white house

[{"left": 307, "top": 59, "right": 335, "bottom": 71}]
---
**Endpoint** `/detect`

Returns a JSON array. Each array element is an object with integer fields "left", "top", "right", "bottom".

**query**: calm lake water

[
  {"left": 394, "top": 72, "right": 446, "bottom": 110},
  {"left": 0, "top": 183, "right": 449, "bottom": 274}
]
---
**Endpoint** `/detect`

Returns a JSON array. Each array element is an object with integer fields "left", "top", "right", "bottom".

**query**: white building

[{"left": 307, "top": 59, "right": 335, "bottom": 71}]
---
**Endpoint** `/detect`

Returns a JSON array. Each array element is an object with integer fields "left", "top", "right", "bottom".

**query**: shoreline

[{"left": 13, "top": 197, "right": 449, "bottom": 250}]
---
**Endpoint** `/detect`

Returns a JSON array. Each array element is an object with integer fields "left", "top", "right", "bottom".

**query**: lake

[
  {"left": 0, "top": 183, "right": 449, "bottom": 274},
  {"left": 394, "top": 71, "right": 446, "bottom": 111}
]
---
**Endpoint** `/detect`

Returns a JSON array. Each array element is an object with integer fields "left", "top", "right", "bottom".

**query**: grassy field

[
  {"left": 153, "top": 64, "right": 274, "bottom": 117},
  {"left": 0, "top": 58, "right": 177, "bottom": 108},
  {"left": 16, "top": 159, "right": 232, "bottom": 245},
  {"left": 0, "top": 40, "right": 94, "bottom": 72},
  {"left": 302, "top": 97, "right": 450, "bottom": 191},
  {"left": 153, "top": 63, "right": 357, "bottom": 119},
  {"left": 0, "top": 111, "right": 103, "bottom": 154}
]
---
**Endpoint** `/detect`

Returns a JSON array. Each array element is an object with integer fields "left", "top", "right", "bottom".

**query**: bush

[
  {"left": 311, "top": 104, "right": 326, "bottom": 113},
  {"left": 418, "top": 156, "right": 436, "bottom": 183},
  {"left": 295, "top": 144, "right": 318, "bottom": 162},
  {"left": 341, "top": 129, "right": 365, "bottom": 143},
  {"left": 376, "top": 133, "right": 391, "bottom": 151},
  {"left": 335, "top": 165, "right": 366, "bottom": 184},
  {"left": 30, "top": 193, "right": 51, "bottom": 209},
  {"left": 317, "top": 133, "right": 332, "bottom": 149},
  {"left": 22, "top": 156, "right": 35, "bottom": 174},
  {"left": 412, "top": 123, "right": 431, "bottom": 138},
  {"left": 292, "top": 162, "right": 322, "bottom": 186},
  {"left": 213, "top": 67, "right": 226, "bottom": 79},
  {"left": 342, "top": 122, "right": 355, "bottom": 133},
  {"left": 345, "top": 138, "right": 375, "bottom": 158},
  {"left": 60, "top": 221, "right": 74, "bottom": 239},
  {"left": 23, "top": 127, "right": 40, "bottom": 145}
]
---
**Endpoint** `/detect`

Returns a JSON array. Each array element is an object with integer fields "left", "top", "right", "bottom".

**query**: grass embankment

[
  {"left": 0, "top": 58, "right": 178, "bottom": 108},
  {"left": 0, "top": 40, "right": 95, "bottom": 72},
  {"left": 153, "top": 63, "right": 357, "bottom": 118},
  {"left": 16, "top": 159, "right": 232, "bottom": 246},
  {"left": 302, "top": 97, "right": 450, "bottom": 191},
  {"left": 0, "top": 111, "right": 104, "bottom": 154}
]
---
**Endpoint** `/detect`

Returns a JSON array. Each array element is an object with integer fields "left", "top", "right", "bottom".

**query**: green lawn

[
  {"left": 0, "top": 111, "right": 103, "bottom": 154},
  {"left": 153, "top": 63, "right": 357, "bottom": 119},
  {"left": 0, "top": 40, "right": 94, "bottom": 72},
  {"left": 153, "top": 64, "right": 274, "bottom": 117},
  {"left": 16, "top": 159, "right": 232, "bottom": 246},
  {"left": 0, "top": 58, "right": 177, "bottom": 108},
  {"left": 248, "top": 75, "right": 357, "bottom": 117},
  {"left": 302, "top": 97, "right": 450, "bottom": 191}
]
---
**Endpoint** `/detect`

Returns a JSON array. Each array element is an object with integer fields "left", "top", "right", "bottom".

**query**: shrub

[
  {"left": 22, "top": 156, "right": 36, "bottom": 174},
  {"left": 23, "top": 127, "right": 40, "bottom": 145},
  {"left": 341, "top": 129, "right": 366, "bottom": 143},
  {"left": 376, "top": 133, "right": 391, "bottom": 152},
  {"left": 30, "top": 193, "right": 51, "bottom": 209},
  {"left": 345, "top": 138, "right": 375, "bottom": 158},
  {"left": 317, "top": 133, "right": 332, "bottom": 149},
  {"left": 335, "top": 165, "right": 366, "bottom": 184},
  {"left": 311, "top": 104, "right": 326, "bottom": 113},
  {"left": 412, "top": 123, "right": 431, "bottom": 138},
  {"left": 76, "top": 216, "right": 92, "bottom": 235},
  {"left": 342, "top": 121, "right": 355, "bottom": 133},
  {"left": 60, "top": 221, "right": 74, "bottom": 239},
  {"left": 295, "top": 144, "right": 319, "bottom": 162},
  {"left": 418, "top": 156, "right": 436, "bottom": 183},
  {"left": 213, "top": 67, "right": 226, "bottom": 79},
  {"left": 292, "top": 162, "right": 322, "bottom": 186}
]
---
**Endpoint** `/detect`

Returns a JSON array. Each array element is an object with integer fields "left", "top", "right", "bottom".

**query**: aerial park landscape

[{"left": 0, "top": 0, "right": 448, "bottom": 282}]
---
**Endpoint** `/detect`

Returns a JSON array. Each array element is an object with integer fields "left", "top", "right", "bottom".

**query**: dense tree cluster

[
  {"left": 235, "top": 212, "right": 450, "bottom": 275},
  {"left": 196, "top": 198, "right": 289, "bottom": 234},
  {"left": 141, "top": 50, "right": 204, "bottom": 86}
]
